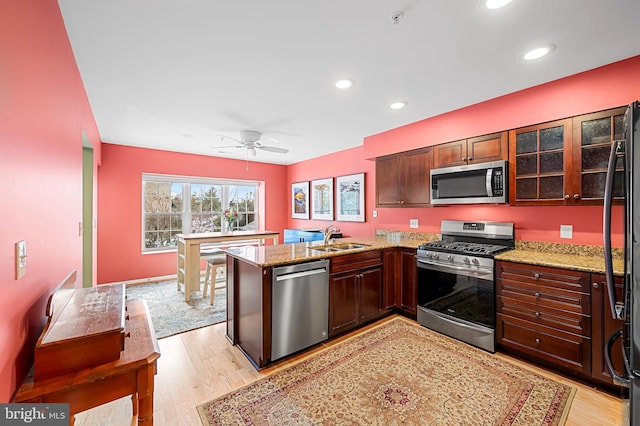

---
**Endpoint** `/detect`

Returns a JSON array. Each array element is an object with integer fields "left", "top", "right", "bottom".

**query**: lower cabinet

[
  {"left": 329, "top": 250, "right": 384, "bottom": 338},
  {"left": 591, "top": 273, "right": 625, "bottom": 389},
  {"left": 496, "top": 261, "right": 592, "bottom": 377},
  {"left": 398, "top": 248, "right": 417, "bottom": 318},
  {"left": 497, "top": 261, "right": 626, "bottom": 390}
]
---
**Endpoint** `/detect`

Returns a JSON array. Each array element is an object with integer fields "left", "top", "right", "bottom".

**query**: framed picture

[
  {"left": 311, "top": 177, "right": 334, "bottom": 220},
  {"left": 336, "top": 173, "right": 365, "bottom": 222},
  {"left": 291, "top": 181, "right": 310, "bottom": 219}
]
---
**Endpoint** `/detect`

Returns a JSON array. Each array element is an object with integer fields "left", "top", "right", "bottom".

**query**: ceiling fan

[{"left": 214, "top": 130, "right": 289, "bottom": 157}]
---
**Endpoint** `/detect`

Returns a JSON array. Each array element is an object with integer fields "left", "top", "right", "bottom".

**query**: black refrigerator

[{"left": 604, "top": 100, "right": 640, "bottom": 424}]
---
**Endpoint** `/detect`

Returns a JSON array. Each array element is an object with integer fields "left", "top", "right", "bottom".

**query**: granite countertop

[
  {"left": 495, "top": 241, "right": 624, "bottom": 276},
  {"left": 225, "top": 232, "right": 437, "bottom": 268},
  {"left": 225, "top": 230, "right": 625, "bottom": 275}
]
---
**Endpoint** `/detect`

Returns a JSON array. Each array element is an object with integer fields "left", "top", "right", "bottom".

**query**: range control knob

[
  {"left": 471, "top": 258, "right": 479, "bottom": 266},
  {"left": 447, "top": 254, "right": 453, "bottom": 261},
  {"left": 432, "top": 253, "right": 439, "bottom": 259},
  {"left": 463, "top": 257, "right": 470, "bottom": 264}
]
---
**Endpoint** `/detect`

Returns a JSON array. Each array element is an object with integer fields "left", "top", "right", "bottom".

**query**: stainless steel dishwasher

[{"left": 271, "top": 259, "right": 329, "bottom": 361}]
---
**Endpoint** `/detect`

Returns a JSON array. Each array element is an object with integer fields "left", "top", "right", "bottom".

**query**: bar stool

[{"left": 203, "top": 253, "right": 226, "bottom": 304}]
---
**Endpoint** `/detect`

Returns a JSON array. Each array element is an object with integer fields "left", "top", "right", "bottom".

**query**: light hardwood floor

[{"left": 75, "top": 315, "right": 624, "bottom": 425}]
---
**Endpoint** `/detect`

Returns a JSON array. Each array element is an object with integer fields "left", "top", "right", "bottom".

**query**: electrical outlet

[
  {"left": 372, "top": 210, "right": 378, "bottom": 218},
  {"left": 409, "top": 219, "right": 419, "bottom": 229},
  {"left": 15, "top": 240, "right": 27, "bottom": 279},
  {"left": 560, "top": 225, "right": 573, "bottom": 239}
]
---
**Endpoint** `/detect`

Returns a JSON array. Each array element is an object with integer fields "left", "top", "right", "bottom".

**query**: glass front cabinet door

[
  {"left": 571, "top": 106, "right": 626, "bottom": 204},
  {"left": 509, "top": 118, "right": 573, "bottom": 205}
]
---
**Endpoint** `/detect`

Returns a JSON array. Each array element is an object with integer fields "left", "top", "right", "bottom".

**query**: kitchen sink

[{"left": 308, "top": 243, "right": 372, "bottom": 252}]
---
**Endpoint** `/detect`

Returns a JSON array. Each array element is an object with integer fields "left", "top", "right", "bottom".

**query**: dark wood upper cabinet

[
  {"left": 509, "top": 118, "right": 573, "bottom": 205},
  {"left": 434, "top": 132, "right": 508, "bottom": 168},
  {"left": 376, "top": 147, "right": 432, "bottom": 207},
  {"left": 509, "top": 106, "right": 626, "bottom": 206},
  {"left": 571, "top": 106, "right": 626, "bottom": 205}
]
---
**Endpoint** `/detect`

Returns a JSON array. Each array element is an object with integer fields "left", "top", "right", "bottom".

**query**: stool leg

[{"left": 203, "top": 262, "right": 211, "bottom": 298}]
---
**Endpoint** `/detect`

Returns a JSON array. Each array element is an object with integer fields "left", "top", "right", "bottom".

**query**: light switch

[
  {"left": 560, "top": 225, "right": 573, "bottom": 239},
  {"left": 15, "top": 240, "right": 27, "bottom": 279},
  {"left": 410, "top": 219, "right": 419, "bottom": 229}
]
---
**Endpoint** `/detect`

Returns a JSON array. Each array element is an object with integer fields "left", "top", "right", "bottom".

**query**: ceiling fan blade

[
  {"left": 259, "top": 136, "right": 280, "bottom": 144},
  {"left": 257, "top": 145, "right": 289, "bottom": 154},
  {"left": 216, "top": 134, "right": 243, "bottom": 144},
  {"left": 212, "top": 145, "right": 244, "bottom": 149}
]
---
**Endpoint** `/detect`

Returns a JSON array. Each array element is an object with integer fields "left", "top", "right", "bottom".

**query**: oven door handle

[{"left": 417, "top": 259, "right": 493, "bottom": 280}]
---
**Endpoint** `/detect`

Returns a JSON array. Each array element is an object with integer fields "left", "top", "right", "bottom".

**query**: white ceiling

[{"left": 58, "top": 0, "right": 640, "bottom": 165}]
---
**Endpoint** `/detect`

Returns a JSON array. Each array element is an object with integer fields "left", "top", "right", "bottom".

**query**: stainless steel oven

[{"left": 416, "top": 220, "right": 514, "bottom": 352}]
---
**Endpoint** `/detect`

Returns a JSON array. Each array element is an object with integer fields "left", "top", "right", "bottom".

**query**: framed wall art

[
  {"left": 336, "top": 173, "right": 365, "bottom": 222},
  {"left": 291, "top": 181, "right": 310, "bottom": 219},
  {"left": 311, "top": 177, "right": 334, "bottom": 220}
]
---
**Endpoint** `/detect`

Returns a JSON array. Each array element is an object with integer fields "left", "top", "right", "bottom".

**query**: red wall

[
  {"left": 0, "top": 1, "right": 101, "bottom": 401},
  {"left": 97, "top": 144, "right": 288, "bottom": 283},
  {"left": 288, "top": 57, "right": 640, "bottom": 247}
]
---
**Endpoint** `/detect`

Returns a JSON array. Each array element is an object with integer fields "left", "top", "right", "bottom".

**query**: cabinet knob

[
  {"left": 565, "top": 194, "right": 570, "bottom": 200},
  {"left": 592, "top": 282, "right": 599, "bottom": 289},
  {"left": 534, "top": 292, "right": 541, "bottom": 298},
  {"left": 535, "top": 338, "right": 541, "bottom": 344},
  {"left": 573, "top": 193, "right": 580, "bottom": 200},
  {"left": 535, "top": 312, "right": 540, "bottom": 318},
  {"left": 534, "top": 273, "right": 540, "bottom": 279},
  {"left": 461, "top": 157, "right": 466, "bottom": 161},
  {"left": 467, "top": 158, "right": 473, "bottom": 161}
]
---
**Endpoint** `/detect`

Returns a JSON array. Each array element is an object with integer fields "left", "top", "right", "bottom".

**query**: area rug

[
  {"left": 125, "top": 279, "right": 226, "bottom": 339},
  {"left": 197, "top": 318, "right": 575, "bottom": 425}
]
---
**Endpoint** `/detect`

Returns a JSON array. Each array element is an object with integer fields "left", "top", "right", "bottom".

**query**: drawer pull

[
  {"left": 534, "top": 273, "right": 540, "bottom": 279},
  {"left": 535, "top": 338, "right": 541, "bottom": 344}
]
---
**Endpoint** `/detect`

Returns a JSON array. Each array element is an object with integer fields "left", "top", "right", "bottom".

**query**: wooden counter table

[
  {"left": 14, "top": 298, "right": 161, "bottom": 426},
  {"left": 176, "top": 230, "right": 279, "bottom": 301}
]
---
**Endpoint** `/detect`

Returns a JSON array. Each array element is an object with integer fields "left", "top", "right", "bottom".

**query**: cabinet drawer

[
  {"left": 496, "top": 261, "right": 590, "bottom": 293},
  {"left": 330, "top": 250, "right": 382, "bottom": 274},
  {"left": 497, "top": 295, "right": 591, "bottom": 336},
  {"left": 497, "top": 279, "right": 591, "bottom": 316},
  {"left": 497, "top": 313, "right": 590, "bottom": 374}
]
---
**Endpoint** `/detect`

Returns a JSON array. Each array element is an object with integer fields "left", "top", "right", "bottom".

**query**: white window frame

[{"left": 141, "top": 173, "right": 260, "bottom": 252}]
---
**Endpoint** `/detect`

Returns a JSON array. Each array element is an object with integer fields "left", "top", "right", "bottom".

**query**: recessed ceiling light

[
  {"left": 485, "top": 0, "right": 513, "bottom": 9},
  {"left": 522, "top": 44, "right": 556, "bottom": 61},
  {"left": 335, "top": 79, "right": 354, "bottom": 89},
  {"left": 390, "top": 101, "right": 407, "bottom": 110}
]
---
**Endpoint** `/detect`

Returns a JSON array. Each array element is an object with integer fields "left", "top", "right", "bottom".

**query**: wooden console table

[
  {"left": 176, "top": 230, "right": 279, "bottom": 301},
  {"left": 14, "top": 298, "right": 161, "bottom": 425}
]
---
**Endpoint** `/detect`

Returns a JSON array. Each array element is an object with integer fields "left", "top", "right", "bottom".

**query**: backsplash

[
  {"left": 514, "top": 240, "right": 623, "bottom": 259},
  {"left": 376, "top": 229, "right": 624, "bottom": 259},
  {"left": 376, "top": 229, "right": 439, "bottom": 242}
]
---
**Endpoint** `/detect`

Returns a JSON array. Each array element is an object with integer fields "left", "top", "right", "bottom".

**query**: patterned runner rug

[
  {"left": 125, "top": 279, "right": 226, "bottom": 339},
  {"left": 197, "top": 317, "right": 575, "bottom": 425}
]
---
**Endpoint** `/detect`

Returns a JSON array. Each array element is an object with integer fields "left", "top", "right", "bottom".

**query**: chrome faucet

[{"left": 324, "top": 224, "right": 339, "bottom": 245}]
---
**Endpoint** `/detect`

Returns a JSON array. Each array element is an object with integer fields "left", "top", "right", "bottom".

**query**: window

[{"left": 142, "top": 174, "right": 259, "bottom": 251}]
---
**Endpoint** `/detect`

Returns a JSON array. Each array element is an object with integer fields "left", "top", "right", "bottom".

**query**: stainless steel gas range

[{"left": 416, "top": 220, "right": 514, "bottom": 352}]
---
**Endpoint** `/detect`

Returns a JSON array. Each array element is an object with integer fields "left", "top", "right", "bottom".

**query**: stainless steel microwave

[{"left": 430, "top": 160, "right": 508, "bottom": 205}]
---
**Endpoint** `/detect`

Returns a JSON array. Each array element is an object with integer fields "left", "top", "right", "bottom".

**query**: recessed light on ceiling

[
  {"left": 335, "top": 79, "right": 354, "bottom": 89},
  {"left": 522, "top": 44, "right": 556, "bottom": 61},
  {"left": 390, "top": 101, "right": 407, "bottom": 110},
  {"left": 485, "top": 0, "right": 513, "bottom": 9}
]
